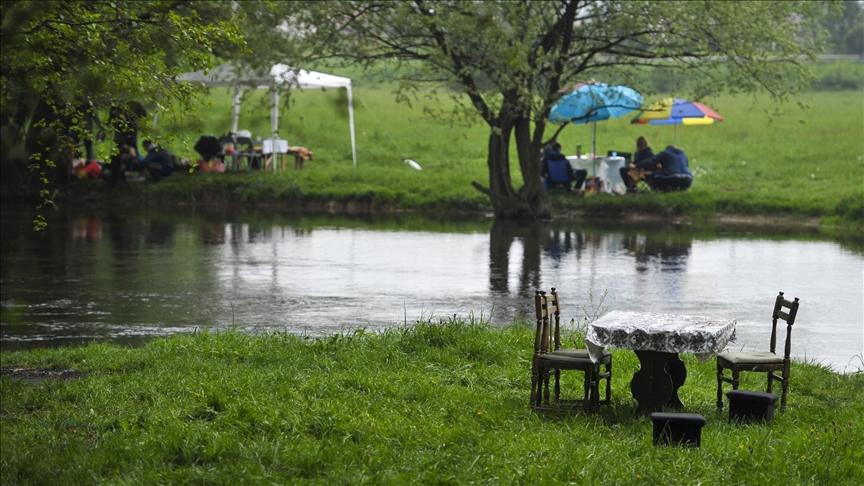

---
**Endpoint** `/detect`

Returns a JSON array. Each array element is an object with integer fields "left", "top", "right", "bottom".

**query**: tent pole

[
  {"left": 347, "top": 85, "right": 357, "bottom": 168},
  {"left": 271, "top": 90, "right": 279, "bottom": 173},
  {"left": 232, "top": 85, "right": 242, "bottom": 133}
]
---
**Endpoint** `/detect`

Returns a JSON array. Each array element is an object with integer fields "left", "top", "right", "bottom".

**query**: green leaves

[{"left": 1, "top": 0, "right": 247, "bottom": 211}]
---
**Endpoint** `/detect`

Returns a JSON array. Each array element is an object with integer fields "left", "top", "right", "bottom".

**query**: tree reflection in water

[
  {"left": 2, "top": 206, "right": 860, "bottom": 372},
  {"left": 489, "top": 219, "right": 549, "bottom": 297},
  {"left": 490, "top": 219, "right": 694, "bottom": 297}
]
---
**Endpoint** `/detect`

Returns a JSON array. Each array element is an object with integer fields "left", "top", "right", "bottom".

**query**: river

[{"left": 1, "top": 204, "right": 862, "bottom": 373}]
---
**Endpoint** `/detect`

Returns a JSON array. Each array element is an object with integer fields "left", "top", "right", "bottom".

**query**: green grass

[
  {"left": 81, "top": 66, "right": 864, "bottom": 229},
  {"left": 2, "top": 319, "right": 863, "bottom": 485}
]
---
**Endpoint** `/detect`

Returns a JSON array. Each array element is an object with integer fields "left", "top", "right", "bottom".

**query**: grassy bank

[
  {"left": 2, "top": 320, "right": 862, "bottom": 485},
  {"left": 96, "top": 84, "right": 861, "bottom": 232}
]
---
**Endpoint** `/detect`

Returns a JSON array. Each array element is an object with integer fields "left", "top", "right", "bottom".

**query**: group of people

[
  {"left": 541, "top": 136, "right": 693, "bottom": 194},
  {"left": 69, "top": 100, "right": 175, "bottom": 183},
  {"left": 619, "top": 136, "right": 693, "bottom": 193},
  {"left": 116, "top": 140, "right": 174, "bottom": 182}
]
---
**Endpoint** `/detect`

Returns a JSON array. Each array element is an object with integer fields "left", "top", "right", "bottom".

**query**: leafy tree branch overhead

[
  {"left": 285, "top": 0, "right": 829, "bottom": 220},
  {"left": 0, "top": 0, "right": 246, "bottom": 206}
]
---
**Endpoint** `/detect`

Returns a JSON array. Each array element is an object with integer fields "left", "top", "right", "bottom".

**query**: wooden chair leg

[
  {"left": 590, "top": 365, "right": 601, "bottom": 410},
  {"left": 716, "top": 362, "right": 724, "bottom": 409},
  {"left": 605, "top": 361, "right": 612, "bottom": 404},
  {"left": 554, "top": 369, "right": 562, "bottom": 401},
  {"left": 587, "top": 367, "right": 596, "bottom": 407},
  {"left": 582, "top": 371, "right": 591, "bottom": 409},
  {"left": 542, "top": 368, "right": 551, "bottom": 403},
  {"left": 781, "top": 375, "right": 789, "bottom": 410},
  {"left": 732, "top": 370, "right": 740, "bottom": 390}
]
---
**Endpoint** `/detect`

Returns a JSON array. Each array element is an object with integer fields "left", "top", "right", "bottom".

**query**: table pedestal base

[{"left": 631, "top": 351, "right": 687, "bottom": 414}]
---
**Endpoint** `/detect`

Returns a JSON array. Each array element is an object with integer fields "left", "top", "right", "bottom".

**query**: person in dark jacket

[
  {"left": 634, "top": 145, "right": 693, "bottom": 192},
  {"left": 633, "top": 135, "right": 655, "bottom": 164},
  {"left": 110, "top": 101, "right": 147, "bottom": 156},
  {"left": 541, "top": 142, "right": 587, "bottom": 192},
  {"left": 620, "top": 136, "right": 655, "bottom": 193},
  {"left": 141, "top": 140, "right": 174, "bottom": 182}
]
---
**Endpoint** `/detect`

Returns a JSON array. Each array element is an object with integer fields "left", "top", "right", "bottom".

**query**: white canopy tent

[{"left": 177, "top": 63, "right": 357, "bottom": 167}]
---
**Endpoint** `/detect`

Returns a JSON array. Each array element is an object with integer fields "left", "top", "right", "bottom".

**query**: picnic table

[{"left": 586, "top": 310, "right": 737, "bottom": 414}]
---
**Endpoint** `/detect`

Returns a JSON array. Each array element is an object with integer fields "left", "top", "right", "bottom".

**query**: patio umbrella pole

[{"left": 591, "top": 121, "right": 597, "bottom": 176}]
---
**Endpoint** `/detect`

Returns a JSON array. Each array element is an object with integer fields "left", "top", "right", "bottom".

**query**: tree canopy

[
  {"left": 1, "top": 1, "right": 838, "bottom": 222},
  {"left": 282, "top": 0, "right": 830, "bottom": 219},
  {"left": 0, "top": 0, "right": 244, "bottom": 214}
]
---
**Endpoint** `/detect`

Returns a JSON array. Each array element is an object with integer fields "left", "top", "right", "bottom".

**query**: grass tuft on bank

[{"left": 2, "top": 319, "right": 862, "bottom": 484}]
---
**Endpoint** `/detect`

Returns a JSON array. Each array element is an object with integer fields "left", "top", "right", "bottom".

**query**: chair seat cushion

[
  {"left": 719, "top": 351, "right": 783, "bottom": 365},
  {"left": 542, "top": 348, "right": 611, "bottom": 364}
]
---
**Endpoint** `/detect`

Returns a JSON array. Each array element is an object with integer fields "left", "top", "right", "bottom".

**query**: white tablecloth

[
  {"left": 262, "top": 138, "right": 289, "bottom": 154},
  {"left": 565, "top": 155, "right": 626, "bottom": 193},
  {"left": 566, "top": 155, "right": 594, "bottom": 175},
  {"left": 603, "top": 157, "right": 627, "bottom": 193},
  {"left": 585, "top": 310, "right": 737, "bottom": 363}
]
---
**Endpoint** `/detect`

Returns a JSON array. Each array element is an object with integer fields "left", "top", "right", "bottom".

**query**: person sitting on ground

[
  {"left": 620, "top": 136, "right": 655, "bottom": 193},
  {"left": 541, "top": 142, "right": 587, "bottom": 192},
  {"left": 141, "top": 140, "right": 174, "bottom": 182},
  {"left": 633, "top": 144, "right": 693, "bottom": 192},
  {"left": 119, "top": 145, "right": 141, "bottom": 170}
]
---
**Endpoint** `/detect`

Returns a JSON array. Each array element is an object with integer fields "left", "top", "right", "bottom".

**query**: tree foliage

[
  {"left": 818, "top": 0, "right": 864, "bottom": 54},
  {"left": 0, "top": 0, "right": 245, "bottom": 220},
  {"left": 282, "top": 0, "right": 829, "bottom": 219}
]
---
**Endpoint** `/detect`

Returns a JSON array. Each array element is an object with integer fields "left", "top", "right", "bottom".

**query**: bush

[{"left": 809, "top": 60, "right": 864, "bottom": 91}]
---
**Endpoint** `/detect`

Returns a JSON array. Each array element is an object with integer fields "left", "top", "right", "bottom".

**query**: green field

[
  {"left": 131, "top": 77, "right": 864, "bottom": 227},
  {"left": 2, "top": 320, "right": 862, "bottom": 485}
]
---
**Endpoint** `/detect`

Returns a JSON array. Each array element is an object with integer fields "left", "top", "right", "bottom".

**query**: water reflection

[
  {"left": 622, "top": 233, "right": 691, "bottom": 274},
  {"left": 489, "top": 219, "right": 547, "bottom": 296},
  {"left": 1, "top": 205, "right": 862, "bottom": 373}
]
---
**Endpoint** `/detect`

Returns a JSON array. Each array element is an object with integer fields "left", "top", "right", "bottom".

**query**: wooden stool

[
  {"left": 651, "top": 412, "right": 707, "bottom": 447},
  {"left": 727, "top": 390, "right": 779, "bottom": 424}
]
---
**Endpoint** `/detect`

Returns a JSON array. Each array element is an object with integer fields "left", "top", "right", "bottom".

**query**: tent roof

[
  {"left": 270, "top": 64, "right": 351, "bottom": 89},
  {"left": 175, "top": 62, "right": 357, "bottom": 168},
  {"left": 176, "top": 63, "right": 351, "bottom": 90}
]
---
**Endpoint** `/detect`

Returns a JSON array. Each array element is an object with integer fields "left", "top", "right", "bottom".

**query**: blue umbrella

[{"left": 549, "top": 82, "right": 643, "bottom": 175}]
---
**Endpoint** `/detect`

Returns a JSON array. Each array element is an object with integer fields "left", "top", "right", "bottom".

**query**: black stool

[
  {"left": 727, "top": 390, "right": 779, "bottom": 424},
  {"left": 651, "top": 412, "right": 707, "bottom": 447}
]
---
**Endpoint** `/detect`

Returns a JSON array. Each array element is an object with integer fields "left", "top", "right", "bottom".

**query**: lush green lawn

[
  {"left": 123, "top": 81, "right": 864, "bottom": 229},
  {"left": 2, "top": 320, "right": 862, "bottom": 485}
]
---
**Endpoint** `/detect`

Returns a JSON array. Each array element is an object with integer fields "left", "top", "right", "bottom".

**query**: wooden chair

[
  {"left": 716, "top": 291, "right": 800, "bottom": 410},
  {"left": 530, "top": 288, "right": 612, "bottom": 411}
]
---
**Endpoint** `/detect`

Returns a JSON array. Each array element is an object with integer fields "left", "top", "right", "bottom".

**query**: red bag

[{"left": 84, "top": 161, "right": 102, "bottom": 179}]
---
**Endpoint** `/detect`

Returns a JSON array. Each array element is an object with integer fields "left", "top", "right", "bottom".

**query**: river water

[{"left": 1, "top": 205, "right": 862, "bottom": 373}]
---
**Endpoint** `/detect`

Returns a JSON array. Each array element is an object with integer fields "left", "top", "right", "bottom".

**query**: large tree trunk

[
  {"left": 513, "top": 116, "right": 552, "bottom": 219},
  {"left": 473, "top": 117, "right": 552, "bottom": 220}
]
